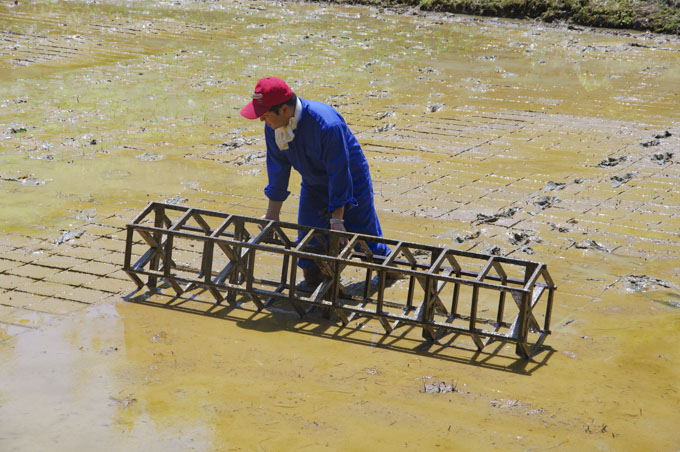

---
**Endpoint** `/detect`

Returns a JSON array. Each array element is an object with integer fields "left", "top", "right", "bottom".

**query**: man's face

[{"left": 259, "top": 105, "right": 290, "bottom": 130}]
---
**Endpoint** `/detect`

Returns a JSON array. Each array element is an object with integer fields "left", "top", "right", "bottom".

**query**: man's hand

[
  {"left": 260, "top": 200, "right": 283, "bottom": 241},
  {"left": 330, "top": 219, "right": 349, "bottom": 248},
  {"left": 264, "top": 200, "right": 283, "bottom": 222},
  {"left": 258, "top": 214, "right": 277, "bottom": 242},
  {"left": 330, "top": 206, "right": 348, "bottom": 248}
]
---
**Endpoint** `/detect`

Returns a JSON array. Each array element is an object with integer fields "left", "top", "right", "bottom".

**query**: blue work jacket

[
  {"left": 264, "top": 98, "right": 377, "bottom": 213},
  {"left": 263, "top": 97, "right": 389, "bottom": 261}
]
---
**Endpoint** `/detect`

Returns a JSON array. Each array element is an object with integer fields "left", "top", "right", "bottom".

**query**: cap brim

[{"left": 240, "top": 101, "right": 268, "bottom": 119}]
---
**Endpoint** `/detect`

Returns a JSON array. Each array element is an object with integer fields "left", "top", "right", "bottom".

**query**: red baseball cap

[{"left": 240, "top": 77, "right": 293, "bottom": 119}]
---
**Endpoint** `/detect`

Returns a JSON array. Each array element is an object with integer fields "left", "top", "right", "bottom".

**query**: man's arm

[
  {"left": 329, "top": 205, "right": 345, "bottom": 232},
  {"left": 264, "top": 200, "right": 284, "bottom": 221},
  {"left": 264, "top": 128, "right": 292, "bottom": 210}
]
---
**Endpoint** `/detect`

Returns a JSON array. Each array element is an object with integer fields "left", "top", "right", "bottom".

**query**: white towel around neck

[{"left": 274, "top": 97, "right": 302, "bottom": 150}]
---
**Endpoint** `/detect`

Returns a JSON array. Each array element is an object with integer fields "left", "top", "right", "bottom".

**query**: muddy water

[{"left": 1, "top": 0, "right": 679, "bottom": 450}]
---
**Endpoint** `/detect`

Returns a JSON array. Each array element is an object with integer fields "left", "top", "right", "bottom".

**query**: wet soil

[{"left": 1, "top": 1, "right": 679, "bottom": 451}]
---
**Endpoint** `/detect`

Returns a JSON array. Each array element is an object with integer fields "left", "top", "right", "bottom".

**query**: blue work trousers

[{"left": 296, "top": 184, "right": 390, "bottom": 271}]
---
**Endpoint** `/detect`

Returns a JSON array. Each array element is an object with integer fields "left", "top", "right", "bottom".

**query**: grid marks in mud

[
  {"left": 0, "top": 216, "right": 130, "bottom": 338},
  {"left": 176, "top": 100, "right": 679, "bottom": 270},
  {"left": 0, "top": 9, "right": 228, "bottom": 68},
  {"left": 343, "top": 104, "right": 680, "bottom": 276}
]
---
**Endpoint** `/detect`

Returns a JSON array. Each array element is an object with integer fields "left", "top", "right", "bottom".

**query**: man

[{"left": 240, "top": 76, "right": 391, "bottom": 285}]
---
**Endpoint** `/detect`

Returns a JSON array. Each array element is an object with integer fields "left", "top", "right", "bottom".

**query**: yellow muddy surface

[{"left": 1, "top": 1, "right": 679, "bottom": 450}]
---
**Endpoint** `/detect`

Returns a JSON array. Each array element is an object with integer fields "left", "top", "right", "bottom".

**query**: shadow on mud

[{"left": 123, "top": 281, "right": 555, "bottom": 375}]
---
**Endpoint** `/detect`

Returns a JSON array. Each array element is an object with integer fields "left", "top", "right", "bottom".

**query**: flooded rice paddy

[{"left": 1, "top": 0, "right": 679, "bottom": 450}]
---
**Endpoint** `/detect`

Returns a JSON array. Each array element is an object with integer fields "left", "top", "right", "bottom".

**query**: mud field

[{"left": 1, "top": 1, "right": 679, "bottom": 450}]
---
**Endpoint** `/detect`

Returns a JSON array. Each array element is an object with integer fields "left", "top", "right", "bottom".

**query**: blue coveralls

[{"left": 263, "top": 98, "right": 390, "bottom": 270}]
